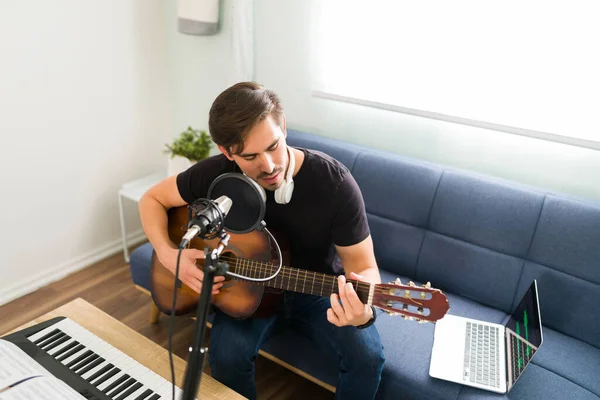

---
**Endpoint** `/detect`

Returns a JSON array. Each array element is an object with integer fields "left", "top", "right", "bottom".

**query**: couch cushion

[
  {"left": 531, "top": 327, "right": 600, "bottom": 397},
  {"left": 287, "top": 129, "right": 361, "bottom": 171},
  {"left": 428, "top": 171, "right": 544, "bottom": 258},
  {"left": 376, "top": 270, "right": 506, "bottom": 400},
  {"left": 457, "top": 363, "right": 599, "bottom": 400},
  {"left": 129, "top": 242, "right": 154, "bottom": 290},
  {"left": 367, "top": 213, "right": 426, "bottom": 278},
  {"left": 353, "top": 152, "right": 443, "bottom": 229},
  {"left": 528, "top": 195, "right": 600, "bottom": 285},
  {"left": 417, "top": 232, "right": 524, "bottom": 312}
]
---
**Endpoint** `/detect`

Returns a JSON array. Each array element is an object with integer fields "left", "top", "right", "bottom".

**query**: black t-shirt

[{"left": 176, "top": 148, "right": 370, "bottom": 274}]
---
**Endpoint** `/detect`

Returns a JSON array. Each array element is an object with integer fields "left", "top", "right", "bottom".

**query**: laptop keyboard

[{"left": 463, "top": 322, "right": 501, "bottom": 388}]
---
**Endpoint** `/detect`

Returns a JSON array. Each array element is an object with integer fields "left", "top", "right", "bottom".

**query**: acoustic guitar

[{"left": 150, "top": 206, "right": 450, "bottom": 323}]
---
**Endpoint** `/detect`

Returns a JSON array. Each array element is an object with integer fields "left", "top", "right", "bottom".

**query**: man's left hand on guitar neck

[{"left": 327, "top": 273, "right": 374, "bottom": 327}]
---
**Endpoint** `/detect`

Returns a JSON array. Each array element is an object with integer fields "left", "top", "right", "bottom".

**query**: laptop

[{"left": 429, "top": 280, "right": 543, "bottom": 394}]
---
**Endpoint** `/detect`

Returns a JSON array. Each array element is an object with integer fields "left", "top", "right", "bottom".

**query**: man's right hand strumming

[{"left": 157, "top": 247, "right": 225, "bottom": 295}]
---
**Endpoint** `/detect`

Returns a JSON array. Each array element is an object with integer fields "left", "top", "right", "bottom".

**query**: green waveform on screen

[{"left": 516, "top": 309, "right": 532, "bottom": 370}]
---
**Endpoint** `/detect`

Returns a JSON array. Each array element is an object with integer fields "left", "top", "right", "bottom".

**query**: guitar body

[{"left": 150, "top": 206, "right": 285, "bottom": 319}]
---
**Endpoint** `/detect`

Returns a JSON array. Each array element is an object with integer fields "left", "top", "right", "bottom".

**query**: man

[{"left": 139, "top": 82, "right": 385, "bottom": 399}]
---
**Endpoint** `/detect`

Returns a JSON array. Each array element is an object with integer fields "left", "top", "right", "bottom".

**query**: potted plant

[{"left": 164, "top": 126, "right": 213, "bottom": 175}]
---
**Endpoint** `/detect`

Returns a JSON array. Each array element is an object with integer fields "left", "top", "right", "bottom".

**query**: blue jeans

[{"left": 208, "top": 292, "right": 385, "bottom": 400}]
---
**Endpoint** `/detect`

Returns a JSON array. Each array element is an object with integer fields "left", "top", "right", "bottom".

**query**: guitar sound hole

[{"left": 220, "top": 251, "right": 238, "bottom": 285}]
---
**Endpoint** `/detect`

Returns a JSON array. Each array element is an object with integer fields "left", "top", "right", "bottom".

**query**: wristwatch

[{"left": 356, "top": 305, "right": 377, "bottom": 329}]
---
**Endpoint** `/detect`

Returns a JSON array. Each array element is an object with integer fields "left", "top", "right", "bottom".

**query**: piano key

[
  {"left": 93, "top": 366, "right": 121, "bottom": 387},
  {"left": 121, "top": 373, "right": 163, "bottom": 400},
  {"left": 66, "top": 349, "right": 94, "bottom": 368},
  {"left": 56, "top": 343, "right": 85, "bottom": 362},
  {"left": 60, "top": 345, "right": 93, "bottom": 367},
  {"left": 102, "top": 374, "right": 131, "bottom": 394},
  {"left": 81, "top": 354, "right": 121, "bottom": 381},
  {"left": 147, "top": 394, "right": 161, "bottom": 400},
  {"left": 123, "top": 385, "right": 153, "bottom": 400},
  {"left": 107, "top": 376, "right": 137, "bottom": 398},
  {"left": 85, "top": 363, "right": 114, "bottom": 383},
  {"left": 97, "top": 370, "right": 128, "bottom": 393},
  {"left": 72, "top": 353, "right": 100, "bottom": 373},
  {"left": 123, "top": 363, "right": 158, "bottom": 387},
  {"left": 116, "top": 381, "right": 143, "bottom": 400},
  {"left": 42, "top": 334, "right": 71, "bottom": 352},
  {"left": 29, "top": 327, "right": 60, "bottom": 343},
  {"left": 47, "top": 337, "right": 77, "bottom": 356},
  {"left": 155, "top": 380, "right": 183, "bottom": 399},
  {"left": 77, "top": 356, "right": 105, "bottom": 376},
  {"left": 131, "top": 388, "right": 154, "bottom": 400},
  {"left": 38, "top": 330, "right": 66, "bottom": 348}
]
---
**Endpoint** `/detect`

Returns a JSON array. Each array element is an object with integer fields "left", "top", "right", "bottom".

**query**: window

[{"left": 313, "top": 1, "right": 600, "bottom": 149}]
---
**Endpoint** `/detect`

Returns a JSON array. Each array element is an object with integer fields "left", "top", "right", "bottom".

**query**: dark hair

[{"left": 208, "top": 81, "right": 284, "bottom": 155}]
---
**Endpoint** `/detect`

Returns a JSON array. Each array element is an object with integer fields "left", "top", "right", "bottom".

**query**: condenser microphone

[{"left": 179, "top": 195, "right": 232, "bottom": 248}]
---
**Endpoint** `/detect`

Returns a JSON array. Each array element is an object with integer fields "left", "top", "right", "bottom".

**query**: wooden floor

[{"left": 0, "top": 246, "right": 334, "bottom": 400}]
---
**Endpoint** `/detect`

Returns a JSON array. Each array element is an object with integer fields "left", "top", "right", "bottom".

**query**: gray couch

[{"left": 130, "top": 129, "right": 600, "bottom": 399}]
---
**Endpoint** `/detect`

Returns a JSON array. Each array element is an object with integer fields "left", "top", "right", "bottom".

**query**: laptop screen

[{"left": 504, "top": 280, "right": 543, "bottom": 390}]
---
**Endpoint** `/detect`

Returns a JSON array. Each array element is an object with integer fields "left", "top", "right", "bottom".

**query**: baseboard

[{"left": 0, "top": 230, "right": 148, "bottom": 307}]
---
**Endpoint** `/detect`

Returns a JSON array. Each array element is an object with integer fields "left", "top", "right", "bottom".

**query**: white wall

[
  {"left": 0, "top": 1, "right": 172, "bottom": 306},
  {"left": 164, "top": 0, "right": 240, "bottom": 149},
  {"left": 253, "top": 0, "right": 600, "bottom": 204}
]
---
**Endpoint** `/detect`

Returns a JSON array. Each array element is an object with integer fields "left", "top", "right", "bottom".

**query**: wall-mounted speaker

[{"left": 177, "top": 0, "right": 219, "bottom": 36}]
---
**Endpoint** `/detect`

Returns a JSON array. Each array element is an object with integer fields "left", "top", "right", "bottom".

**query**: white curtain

[{"left": 230, "top": 0, "right": 254, "bottom": 84}]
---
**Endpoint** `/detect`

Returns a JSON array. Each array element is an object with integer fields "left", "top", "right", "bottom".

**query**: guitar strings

[
  {"left": 188, "top": 254, "right": 435, "bottom": 318},
  {"left": 203, "top": 255, "right": 432, "bottom": 299}
]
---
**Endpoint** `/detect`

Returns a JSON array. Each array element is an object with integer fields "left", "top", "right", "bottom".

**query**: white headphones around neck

[
  {"left": 245, "top": 145, "right": 295, "bottom": 205},
  {"left": 274, "top": 145, "right": 295, "bottom": 204}
]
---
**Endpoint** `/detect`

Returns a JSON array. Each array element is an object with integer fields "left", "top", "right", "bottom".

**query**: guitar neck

[{"left": 229, "top": 257, "right": 373, "bottom": 305}]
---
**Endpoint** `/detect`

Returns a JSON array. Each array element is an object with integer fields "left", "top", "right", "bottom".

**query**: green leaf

[{"left": 163, "top": 126, "right": 213, "bottom": 161}]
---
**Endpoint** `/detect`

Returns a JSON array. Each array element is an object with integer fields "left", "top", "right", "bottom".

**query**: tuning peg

[
  {"left": 385, "top": 311, "right": 400, "bottom": 316},
  {"left": 390, "top": 277, "right": 402, "bottom": 285},
  {"left": 419, "top": 282, "right": 431, "bottom": 298},
  {"left": 418, "top": 319, "right": 429, "bottom": 324},
  {"left": 408, "top": 281, "right": 416, "bottom": 287},
  {"left": 417, "top": 307, "right": 424, "bottom": 315}
]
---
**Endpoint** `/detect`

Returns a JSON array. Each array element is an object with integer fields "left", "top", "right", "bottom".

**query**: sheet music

[
  {"left": 0, "top": 339, "right": 49, "bottom": 389},
  {"left": 0, "top": 376, "right": 84, "bottom": 400}
]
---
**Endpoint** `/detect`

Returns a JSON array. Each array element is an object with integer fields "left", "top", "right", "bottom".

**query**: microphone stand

[{"left": 181, "top": 231, "right": 230, "bottom": 400}]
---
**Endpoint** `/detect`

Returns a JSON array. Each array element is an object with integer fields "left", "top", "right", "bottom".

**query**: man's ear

[{"left": 218, "top": 145, "right": 234, "bottom": 161}]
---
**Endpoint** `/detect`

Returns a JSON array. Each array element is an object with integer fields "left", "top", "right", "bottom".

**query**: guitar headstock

[{"left": 373, "top": 278, "right": 449, "bottom": 323}]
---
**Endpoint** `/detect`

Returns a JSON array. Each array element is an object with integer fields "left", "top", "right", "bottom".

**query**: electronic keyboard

[{"left": 2, "top": 317, "right": 186, "bottom": 400}]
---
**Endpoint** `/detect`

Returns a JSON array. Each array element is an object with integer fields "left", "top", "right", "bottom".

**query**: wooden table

[{"left": 8, "top": 297, "right": 244, "bottom": 399}]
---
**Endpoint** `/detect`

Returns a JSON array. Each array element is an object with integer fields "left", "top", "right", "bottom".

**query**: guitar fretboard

[{"left": 225, "top": 257, "right": 372, "bottom": 304}]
